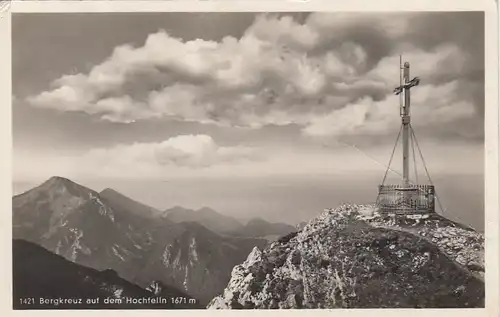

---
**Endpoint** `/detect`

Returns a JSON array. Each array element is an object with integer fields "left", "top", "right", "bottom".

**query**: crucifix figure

[
  {"left": 394, "top": 61, "right": 420, "bottom": 188},
  {"left": 393, "top": 76, "right": 420, "bottom": 95}
]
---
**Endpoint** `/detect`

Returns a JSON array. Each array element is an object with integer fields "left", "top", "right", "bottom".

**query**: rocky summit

[{"left": 208, "top": 204, "right": 484, "bottom": 309}]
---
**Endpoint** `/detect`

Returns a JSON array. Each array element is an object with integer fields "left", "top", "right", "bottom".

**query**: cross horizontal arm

[
  {"left": 393, "top": 86, "right": 403, "bottom": 95},
  {"left": 393, "top": 76, "right": 420, "bottom": 95}
]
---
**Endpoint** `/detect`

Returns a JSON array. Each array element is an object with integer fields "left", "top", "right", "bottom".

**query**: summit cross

[{"left": 396, "top": 60, "right": 420, "bottom": 188}]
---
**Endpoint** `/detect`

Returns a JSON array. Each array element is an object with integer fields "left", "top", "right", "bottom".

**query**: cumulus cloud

[
  {"left": 81, "top": 134, "right": 260, "bottom": 171},
  {"left": 26, "top": 12, "right": 483, "bottom": 138},
  {"left": 153, "top": 134, "right": 259, "bottom": 167},
  {"left": 304, "top": 80, "right": 476, "bottom": 137},
  {"left": 13, "top": 135, "right": 483, "bottom": 183}
]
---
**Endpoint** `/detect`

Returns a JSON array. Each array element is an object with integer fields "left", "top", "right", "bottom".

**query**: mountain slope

[
  {"left": 13, "top": 239, "right": 200, "bottom": 309},
  {"left": 12, "top": 176, "right": 267, "bottom": 305},
  {"left": 208, "top": 204, "right": 484, "bottom": 309},
  {"left": 137, "top": 221, "right": 268, "bottom": 304},
  {"left": 164, "top": 206, "right": 244, "bottom": 234},
  {"left": 13, "top": 176, "right": 95, "bottom": 242},
  {"left": 100, "top": 188, "right": 161, "bottom": 219}
]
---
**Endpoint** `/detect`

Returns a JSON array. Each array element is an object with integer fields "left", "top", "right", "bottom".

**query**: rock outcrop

[{"left": 208, "top": 204, "right": 484, "bottom": 309}]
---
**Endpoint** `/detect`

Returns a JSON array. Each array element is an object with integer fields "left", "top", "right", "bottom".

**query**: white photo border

[{"left": 1, "top": 1, "right": 498, "bottom": 316}]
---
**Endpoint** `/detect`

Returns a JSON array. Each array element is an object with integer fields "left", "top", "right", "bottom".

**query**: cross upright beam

[{"left": 394, "top": 61, "right": 420, "bottom": 188}]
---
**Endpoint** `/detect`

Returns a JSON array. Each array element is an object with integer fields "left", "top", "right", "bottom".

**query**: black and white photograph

[{"left": 8, "top": 6, "right": 495, "bottom": 311}]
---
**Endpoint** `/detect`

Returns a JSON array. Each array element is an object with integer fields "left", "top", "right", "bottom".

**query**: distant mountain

[
  {"left": 12, "top": 176, "right": 267, "bottom": 305},
  {"left": 163, "top": 207, "right": 295, "bottom": 240},
  {"left": 162, "top": 206, "right": 194, "bottom": 218},
  {"left": 100, "top": 188, "right": 161, "bottom": 219},
  {"left": 13, "top": 176, "right": 96, "bottom": 242},
  {"left": 13, "top": 239, "right": 200, "bottom": 309},
  {"left": 164, "top": 206, "right": 244, "bottom": 234},
  {"left": 227, "top": 218, "right": 296, "bottom": 240},
  {"left": 13, "top": 176, "right": 170, "bottom": 278}
]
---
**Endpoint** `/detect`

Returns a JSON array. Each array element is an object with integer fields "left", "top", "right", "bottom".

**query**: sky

[{"left": 12, "top": 12, "right": 485, "bottom": 230}]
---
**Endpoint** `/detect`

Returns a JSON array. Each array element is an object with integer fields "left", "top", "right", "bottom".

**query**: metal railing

[{"left": 376, "top": 184, "right": 435, "bottom": 214}]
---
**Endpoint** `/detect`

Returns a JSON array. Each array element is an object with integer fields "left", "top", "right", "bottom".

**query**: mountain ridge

[
  {"left": 163, "top": 205, "right": 244, "bottom": 234},
  {"left": 12, "top": 176, "right": 268, "bottom": 305},
  {"left": 229, "top": 217, "right": 296, "bottom": 238},
  {"left": 100, "top": 187, "right": 161, "bottom": 219}
]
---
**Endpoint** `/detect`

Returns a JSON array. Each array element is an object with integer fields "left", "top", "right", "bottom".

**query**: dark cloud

[
  {"left": 406, "top": 12, "right": 484, "bottom": 116},
  {"left": 14, "top": 12, "right": 484, "bottom": 153}
]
